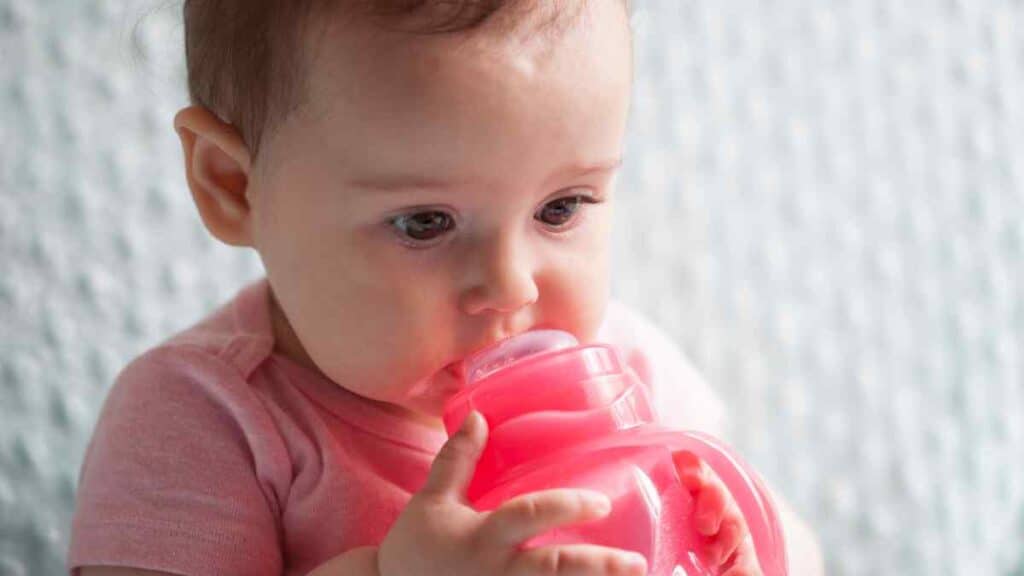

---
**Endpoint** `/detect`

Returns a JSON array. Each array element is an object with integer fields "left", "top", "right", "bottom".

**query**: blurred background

[{"left": 1, "top": 0, "right": 1022, "bottom": 574}]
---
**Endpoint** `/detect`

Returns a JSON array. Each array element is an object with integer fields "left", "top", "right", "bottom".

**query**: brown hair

[{"left": 183, "top": 0, "right": 613, "bottom": 160}]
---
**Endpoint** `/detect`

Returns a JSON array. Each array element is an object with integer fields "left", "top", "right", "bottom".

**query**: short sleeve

[
  {"left": 596, "top": 300, "right": 727, "bottom": 437},
  {"left": 68, "top": 347, "right": 286, "bottom": 576}
]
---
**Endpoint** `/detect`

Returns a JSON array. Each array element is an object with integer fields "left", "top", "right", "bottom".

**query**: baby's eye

[
  {"left": 390, "top": 194, "right": 600, "bottom": 247},
  {"left": 391, "top": 210, "right": 455, "bottom": 243},
  {"left": 535, "top": 195, "right": 598, "bottom": 228}
]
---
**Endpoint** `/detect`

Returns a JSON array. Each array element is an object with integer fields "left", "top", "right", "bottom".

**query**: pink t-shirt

[{"left": 67, "top": 278, "right": 724, "bottom": 576}]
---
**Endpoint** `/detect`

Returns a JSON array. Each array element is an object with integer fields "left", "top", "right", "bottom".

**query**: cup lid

[{"left": 460, "top": 330, "right": 580, "bottom": 385}]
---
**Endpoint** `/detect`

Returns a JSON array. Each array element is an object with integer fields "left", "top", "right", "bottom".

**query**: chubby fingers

[
  {"left": 721, "top": 535, "right": 763, "bottom": 576},
  {"left": 693, "top": 478, "right": 729, "bottom": 535},
  {"left": 672, "top": 450, "right": 707, "bottom": 491},
  {"left": 677, "top": 450, "right": 729, "bottom": 537},
  {"left": 480, "top": 488, "right": 614, "bottom": 546},
  {"left": 675, "top": 450, "right": 751, "bottom": 567},
  {"left": 509, "top": 543, "right": 648, "bottom": 576},
  {"left": 420, "top": 411, "right": 488, "bottom": 500},
  {"left": 702, "top": 514, "right": 746, "bottom": 567},
  {"left": 481, "top": 489, "right": 647, "bottom": 575}
]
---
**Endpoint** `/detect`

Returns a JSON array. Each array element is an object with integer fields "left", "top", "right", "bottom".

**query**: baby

[{"left": 69, "top": 1, "right": 822, "bottom": 575}]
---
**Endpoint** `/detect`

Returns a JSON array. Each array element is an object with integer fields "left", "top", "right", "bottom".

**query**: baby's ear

[{"left": 173, "top": 105, "right": 254, "bottom": 247}]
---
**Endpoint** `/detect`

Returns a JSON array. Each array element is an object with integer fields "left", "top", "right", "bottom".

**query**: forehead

[
  {"left": 280, "top": 1, "right": 632, "bottom": 183},
  {"left": 299, "top": 0, "right": 632, "bottom": 104}
]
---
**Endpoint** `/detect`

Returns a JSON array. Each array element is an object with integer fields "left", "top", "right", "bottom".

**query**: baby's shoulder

[
  {"left": 99, "top": 341, "right": 260, "bottom": 432},
  {"left": 99, "top": 280, "right": 279, "bottom": 432},
  {"left": 107, "top": 279, "right": 275, "bottom": 401},
  {"left": 71, "top": 345, "right": 289, "bottom": 576}
]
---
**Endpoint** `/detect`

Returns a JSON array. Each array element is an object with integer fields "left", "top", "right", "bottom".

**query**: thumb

[{"left": 420, "top": 411, "right": 488, "bottom": 499}]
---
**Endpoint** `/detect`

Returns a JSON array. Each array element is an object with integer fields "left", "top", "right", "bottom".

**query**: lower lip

[{"left": 445, "top": 363, "right": 463, "bottom": 380}]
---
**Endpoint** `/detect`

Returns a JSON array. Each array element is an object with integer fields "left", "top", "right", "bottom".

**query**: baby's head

[{"left": 174, "top": 0, "right": 634, "bottom": 424}]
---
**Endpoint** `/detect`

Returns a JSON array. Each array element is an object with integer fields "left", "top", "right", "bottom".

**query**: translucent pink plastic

[{"left": 442, "top": 331, "right": 788, "bottom": 576}]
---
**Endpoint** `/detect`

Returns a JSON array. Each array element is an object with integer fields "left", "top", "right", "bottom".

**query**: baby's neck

[
  {"left": 266, "top": 286, "right": 318, "bottom": 372},
  {"left": 397, "top": 409, "right": 445, "bottom": 430}
]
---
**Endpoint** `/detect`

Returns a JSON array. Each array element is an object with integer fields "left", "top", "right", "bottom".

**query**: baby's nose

[{"left": 457, "top": 236, "right": 539, "bottom": 315}]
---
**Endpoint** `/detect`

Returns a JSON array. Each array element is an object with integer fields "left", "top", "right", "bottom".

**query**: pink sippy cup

[{"left": 442, "top": 330, "right": 788, "bottom": 576}]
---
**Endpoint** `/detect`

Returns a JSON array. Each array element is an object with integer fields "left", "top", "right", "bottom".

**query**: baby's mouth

[
  {"left": 444, "top": 360, "right": 467, "bottom": 382},
  {"left": 447, "top": 331, "right": 580, "bottom": 386}
]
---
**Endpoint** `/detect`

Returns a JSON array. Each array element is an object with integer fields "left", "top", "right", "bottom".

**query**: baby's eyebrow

[
  {"left": 350, "top": 157, "right": 623, "bottom": 194},
  {"left": 550, "top": 157, "right": 623, "bottom": 180},
  {"left": 350, "top": 174, "right": 463, "bottom": 193}
]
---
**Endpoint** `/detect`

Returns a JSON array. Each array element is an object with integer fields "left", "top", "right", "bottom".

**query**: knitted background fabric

[{"left": 1, "top": 1, "right": 1022, "bottom": 574}]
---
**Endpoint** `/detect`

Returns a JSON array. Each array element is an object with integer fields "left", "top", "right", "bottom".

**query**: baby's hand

[
  {"left": 673, "top": 451, "right": 763, "bottom": 576},
  {"left": 378, "top": 411, "right": 648, "bottom": 576}
]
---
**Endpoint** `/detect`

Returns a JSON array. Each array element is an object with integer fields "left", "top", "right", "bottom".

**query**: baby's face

[{"left": 249, "top": 1, "right": 633, "bottom": 424}]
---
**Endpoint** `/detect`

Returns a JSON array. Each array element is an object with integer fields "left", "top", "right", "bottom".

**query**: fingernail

[
  {"left": 584, "top": 491, "right": 612, "bottom": 514},
  {"left": 624, "top": 552, "right": 647, "bottom": 573},
  {"left": 696, "top": 512, "right": 718, "bottom": 535},
  {"left": 461, "top": 410, "right": 482, "bottom": 433}
]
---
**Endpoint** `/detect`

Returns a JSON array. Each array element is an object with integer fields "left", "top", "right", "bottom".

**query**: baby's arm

[
  {"left": 78, "top": 553, "right": 377, "bottom": 576},
  {"left": 83, "top": 413, "right": 643, "bottom": 576},
  {"left": 307, "top": 546, "right": 381, "bottom": 576},
  {"left": 67, "top": 349, "right": 284, "bottom": 575}
]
